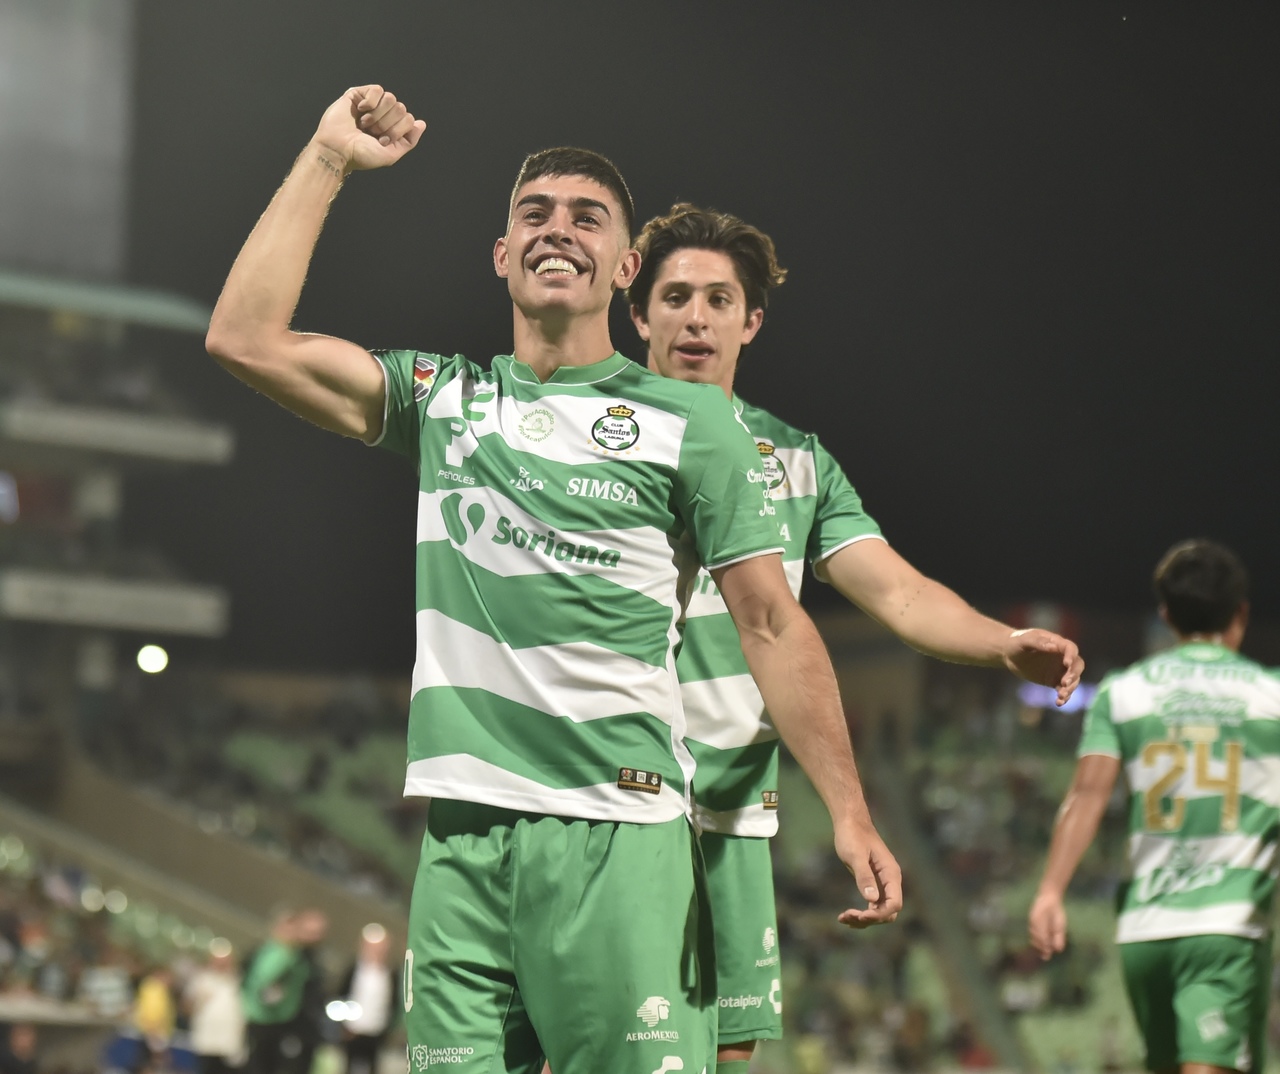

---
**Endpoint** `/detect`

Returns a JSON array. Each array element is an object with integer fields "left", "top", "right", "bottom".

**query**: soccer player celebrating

[
  {"left": 206, "top": 87, "right": 901, "bottom": 1074},
  {"left": 628, "top": 203, "right": 1084, "bottom": 1074},
  {"left": 1030, "top": 540, "right": 1278, "bottom": 1074}
]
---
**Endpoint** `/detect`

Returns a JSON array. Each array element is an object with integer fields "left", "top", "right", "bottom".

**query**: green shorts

[
  {"left": 1119, "top": 934, "right": 1270, "bottom": 1073},
  {"left": 404, "top": 799, "right": 716, "bottom": 1074},
  {"left": 701, "top": 832, "right": 783, "bottom": 1045}
]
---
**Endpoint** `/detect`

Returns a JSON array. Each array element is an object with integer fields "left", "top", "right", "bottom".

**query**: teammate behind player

[
  {"left": 628, "top": 204, "right": 1084, "bottom": 1073},
  {"left": 1029, "top": 540, "right": 1275, "bottom": 1074},
  {"left": 206, "top": 88, "right": 901, "bottom": 1074}
]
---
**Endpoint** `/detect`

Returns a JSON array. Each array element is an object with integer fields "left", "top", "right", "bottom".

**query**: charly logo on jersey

[
  {"left": 517, "top": 407, "right": 555, "bottom": 442},
  {"left": 651, "top": 1060, "right": 685, "bottom": 1074},
  {"left": 508, "top": 467, "right": 544, "bottom": 493},
  {"left": 769, "top": 978, "right": 782, "bottom": 1014},
  {"left": 439, "top": 493, "right": 622, "bottom": 568},
  {"left": 412, "top": 356, "right": 437, "bottom": 401},
  {"left": 755, "top": 440, "right": 788, "bottom": 493},
  {"left": 627, "top": 996, "right": 679, "bottom": 1044},
  {"left": 591, "top": 404, "right": 641, "bottom": 453}
]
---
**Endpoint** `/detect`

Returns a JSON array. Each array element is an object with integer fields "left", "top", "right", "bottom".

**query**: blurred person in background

[
  {"left": 242, "top": 910, "right": 327, "bottom": 1074},
  {"left": 185, "top": 938, "right": 245, "bottom": 1074},
  {"left": 206, "top": 83, "right": 902, "bottom": 1074},
  {"left": 1030, "top": 539, "right": 1277, "bottom": 1074},
  {"left": 334, "top": 923, "right": 397, "bottom": 1074},
  {"left": 0, "top": 1024, "right": 37, "bottom": 1074},
  {"left": 133, "top": 964, "right": 177, "bottom": 1065},
  {"left": 628, "top": 202, "right": 1085, "bottom": 1074}
]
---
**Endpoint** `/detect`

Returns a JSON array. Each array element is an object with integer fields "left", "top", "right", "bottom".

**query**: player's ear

[
  {"left": 494, "top": 236, "right": 509, "bottom": 278},
  {"left": 1157, "top": 603, "right": 1170, "bottom": 628},
  {"left": 741, "top": 307, "right": 764, "bottom": 346},
  {"left": 629, "top": 304, "right": 651, "bottom": 342},
  {"left": 613, "top": 247, "right": 641, "bottom": 291}
]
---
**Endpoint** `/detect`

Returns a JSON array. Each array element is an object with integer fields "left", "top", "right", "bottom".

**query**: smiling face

[
  {"left": 494, "top": 174, "right": 638, "bottom": 325},
  {"left": 632, "top": 247, "right": 763, "bottom": 396}
]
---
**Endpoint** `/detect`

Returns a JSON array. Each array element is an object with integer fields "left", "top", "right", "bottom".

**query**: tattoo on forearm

[{"left": 315, "top": 152, "right": 345, "bottom": 181}]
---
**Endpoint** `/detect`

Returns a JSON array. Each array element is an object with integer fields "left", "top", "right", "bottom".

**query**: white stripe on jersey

[
  {"left": 416, "top": 487, "right": 681, "bottom": 606},
  {"left": 1125, "top": 753, "right": 1280, "bottom": 809},
  {"left": 411, "top": 609, "right": 679, "bottom": 725},
  {"left": 425, "top": 375, "right": 688, "bottom": 470},
  {"left": 1117, "top": 901, "right": 1269, "bottom": 944},
  {"left": 681, "top": 674, "right": 778, "bottom": 749},
  {"left": 405, "top": 754, "right": 689, "bottom": 822},
  {"left": 1126, "top": 832, "right": 1279, "bottom": 876},
  {"left": 695, "top": 801, "right": 779, "bottom": 838}
]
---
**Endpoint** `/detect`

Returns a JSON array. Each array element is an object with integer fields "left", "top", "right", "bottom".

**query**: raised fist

[{"left": 311, "top": 85, "right": 426, "bottom": 173}]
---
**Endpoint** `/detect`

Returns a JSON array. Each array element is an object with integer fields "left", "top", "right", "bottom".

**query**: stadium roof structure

[{"left": 0, "top": 268, "right": 211, "bottom": 334}]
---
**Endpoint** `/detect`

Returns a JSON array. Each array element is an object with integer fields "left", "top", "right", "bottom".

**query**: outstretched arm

[
  {"left": 1027, "top": 753, "right": 1121, "bottom": 959},
  {"left": 205, "top": 86, "right": 426, "bottom": 441},
  {"left": 820, "top": 538, "right": 1084, "bottom": 705},
  {"left": 712, "top": 553, "right": 902, "bottom": 928}
]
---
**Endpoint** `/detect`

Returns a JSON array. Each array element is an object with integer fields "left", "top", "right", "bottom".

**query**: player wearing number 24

[{"left": 1030, "top": 539, "right": 1280, "bottom": 1074}]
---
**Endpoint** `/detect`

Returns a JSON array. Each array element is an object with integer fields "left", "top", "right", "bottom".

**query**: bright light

[
  {"left": 326, "top": 1000, "right": 363, "bottom": 1022},
  {"left": 136, "top": 645, "right": 169, "bottom": 674}
]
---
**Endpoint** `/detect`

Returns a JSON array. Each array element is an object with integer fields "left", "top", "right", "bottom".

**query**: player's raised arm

[
  {"left": 205, "top": 86, "right": 426, "bottom": 441},
  {"left": 712, "top": 554, "right": 903, "bottom": 928},
  {"left": 1027, "top": 753, "right": 1120, "bottom": 959},
  {"left": 819, "top": 538, "right": 1084, "bottom": 706}
]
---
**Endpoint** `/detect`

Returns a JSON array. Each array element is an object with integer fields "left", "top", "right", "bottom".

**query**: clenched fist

[{"left": 311, "top": 85, "right": 426, "bottom": 174}]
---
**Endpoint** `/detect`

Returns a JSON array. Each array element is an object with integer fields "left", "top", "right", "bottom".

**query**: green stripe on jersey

[
  {"left": 1077, "top": 642, "right": 1280, "bottom": 942},
  {"left": 376, "top": 350, "right": 783, "bottom": 823},
  {"left": 679, "top": 395, "right": 881, "bottom": 836}
]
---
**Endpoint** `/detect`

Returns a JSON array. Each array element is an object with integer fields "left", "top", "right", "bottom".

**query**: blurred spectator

[
  {"left": 0, "top": 1024, "right": 37, "bottom": 1074},
  {"left": 241, "top": 910, "right": 327, "bottom": 1074},
  {"left": 133, "top": 965, "right": 176, "bottom": 1065},
  {"left": 334, "top": 923, "right": 397, "bottom": 1074},
  {"left": 185, "top": 939, "right": 245, "bottom": 1074}
]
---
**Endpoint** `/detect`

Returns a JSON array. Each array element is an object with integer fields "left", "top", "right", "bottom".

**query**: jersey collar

[{"left": 506, "top": 351, "right": 631, "bottom": 386}]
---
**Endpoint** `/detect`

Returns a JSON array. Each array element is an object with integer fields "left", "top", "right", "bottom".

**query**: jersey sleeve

[
  {"left": 1077, "top": 676, "right": 1121, "bottom": 758},
  {"left": 674, "top": 387, "right": 786, "bottom": 570},
  {"left": 368, "top": 349, "right": 451, "bottom": 459},
  {"left": 808, "top": 437, "right": 883, "bottom": 574}
]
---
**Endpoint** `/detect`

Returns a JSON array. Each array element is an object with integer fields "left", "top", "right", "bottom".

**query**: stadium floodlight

[{"left": 136, "top": 644, "right": 169, "bottom": 673}]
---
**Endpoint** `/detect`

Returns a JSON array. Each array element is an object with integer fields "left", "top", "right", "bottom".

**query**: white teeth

[{"left": 535, "top": 257, "right": 579, "bottom": 276}]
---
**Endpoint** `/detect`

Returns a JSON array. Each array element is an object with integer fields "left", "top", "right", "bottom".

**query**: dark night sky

[{"left": 122, "top": 1, "right": 1280, "bottom": 672}]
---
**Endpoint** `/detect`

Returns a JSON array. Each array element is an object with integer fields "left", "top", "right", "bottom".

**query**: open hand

[
  {"left": 312, "top": 85, "right": 426, "bottom": 173},
  {"left": 1002, "top": 628, "right": 1084, "bottom": 706},
  {"left": 834, "top": 823, "right": 903, "bottom": 928}
]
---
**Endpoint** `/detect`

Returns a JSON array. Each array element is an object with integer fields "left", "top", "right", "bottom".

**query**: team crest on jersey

[
  {"left": 618, "top": 767, "right": 662, "bottom": 794},
  {"left": 756, "top": 441, "right": 788, "bottom": 493},
  {"left": 412, "top": 357, "right": 437, "bottom": 401},
  {"left": 518, "top": 407, "right": 555, "bottom": 442},
  {"left": 762, "top": 790, "right": 779, "bottom": 810},
  {"left": 591, "top": 405, "right": 641, "bottom": 453}
]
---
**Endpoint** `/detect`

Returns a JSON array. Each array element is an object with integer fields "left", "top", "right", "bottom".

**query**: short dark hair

[
  {"left": 509, "top": 147, "right": 634, "bottom": 239},
  {"left": 1153, "top": 539, "right": 1249, "bottom": 635},
  {"left": 628, "top": 203, "right": 788, "bottom": 318}
]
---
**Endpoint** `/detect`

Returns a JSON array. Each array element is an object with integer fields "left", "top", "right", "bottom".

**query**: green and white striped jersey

[
  {"left": 679, "top": 396, "right": 883, "bottom": 836},
  {"left": 374, "top": 350, "right": 783, "bottom": 824},
  {"left": 1078, "top": 643, "right": 1280, "bottom": 943}
]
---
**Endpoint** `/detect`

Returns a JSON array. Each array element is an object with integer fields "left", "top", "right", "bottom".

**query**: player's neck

[
  {"left": 1176, "top": 631, "right": 1240, "bottom": 652},
  {"left": 512, "top": 308, "right": 616, "bottom": 382}
]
